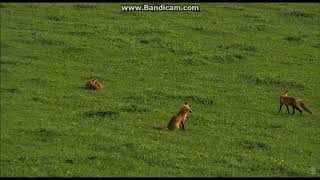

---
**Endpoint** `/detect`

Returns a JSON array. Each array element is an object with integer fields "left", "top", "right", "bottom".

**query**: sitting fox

[
  {"left": 278, "top": 90, "right": 312, "bottom": 115},
  {"left": 86, "top": 79, "right": 104, "bottom": 90},
  {"left": 153, "top": 102, "right": 192, "bottom": 131}
]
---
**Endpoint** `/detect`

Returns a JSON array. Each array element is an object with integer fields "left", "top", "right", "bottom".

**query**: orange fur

[
  {"left": 153, "top": 102, "right": 192, "bottom": 131},
  {"left": 278, "top": 91, "right": 312, "bottom": 115},
  {"left": 86, "top": 79, "right": 104, "bottom": 90}
]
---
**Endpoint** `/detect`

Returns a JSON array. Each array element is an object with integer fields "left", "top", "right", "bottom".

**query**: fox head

[
  {"left": 181, "top": 102, "right": 192, "bottom": 113},
  {"left": 87, "top": 79, "right": 97, "bottom": 84},
  {"left": 281, "top": 90, "right": 289, "bottom": 96}
]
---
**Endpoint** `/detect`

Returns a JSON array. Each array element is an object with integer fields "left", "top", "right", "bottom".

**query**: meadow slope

[{"left": 1, "top": 3, "right": 320, "bottom": 177}]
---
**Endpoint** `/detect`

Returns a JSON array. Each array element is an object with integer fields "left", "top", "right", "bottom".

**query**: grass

[{"left": 1, "top": 3, "right": 320, "bottom": 177}]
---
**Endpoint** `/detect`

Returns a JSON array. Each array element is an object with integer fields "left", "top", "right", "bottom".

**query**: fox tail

[
  {"left": 152, "top": 125, "right": 168, "bottom": 130},
  {"left": 297, "top": 99, "right": 313, "bottom": 114}
]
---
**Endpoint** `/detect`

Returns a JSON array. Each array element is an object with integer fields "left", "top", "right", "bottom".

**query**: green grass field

[{"left": 1, "top": 3, "right": 320, "bottom": 177}]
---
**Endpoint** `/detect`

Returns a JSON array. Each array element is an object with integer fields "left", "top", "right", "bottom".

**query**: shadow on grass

[
  {"left": 1, "top": 59, "right": 32, "bottom": 66},
  {"left": 239, "top": 140, "right": 268, "bottom": 151},
  {"left": 312, "top": 43, "right": 320, "bottom": 49},
  {"left": 206, "top": 53, "right": 249, "bottom": 63},
  {"left": 0, "top": 87, "right": 22, "bottom": 94},
  {"left": 120, "top": 104, "right": 151, "bottom": 113},
  {"left": 285, "top": 10, "right": 316, "bottom": 18},
  {"left": 85, "top": 111, "right": 119, "bottom": 118},
  {"left": 240, "top": 74, "right": 305, "bottom": 90},
  {"left": 284, "top": 35, "right": 303, "bottom": 43},
  {"left": 46, "top": 15, "right": 65, "bottom": 22},
  {"left": 21, "top": 128, "right": 63, "bottom": 143},
  {"left": 218, "top": 43, "right": 258, "bottom": 52}
]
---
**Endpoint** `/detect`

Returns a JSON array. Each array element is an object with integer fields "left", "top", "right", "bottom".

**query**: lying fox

[
  {"left": 86, "top": 79, "right": 104, "bottom": 90},
  {"left": 278, "top": 90, "right": 312, "bottom": 115},
  {"left": 153, "top": 102, "right": 192, "bottom": 131}
]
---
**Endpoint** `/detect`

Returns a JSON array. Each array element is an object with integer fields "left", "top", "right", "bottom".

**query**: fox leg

[
  {"left": 291, "top": 105, "right": 295, "bottom": 115},
  {"left": 285, "top": 105, "right": 290, "bottom": 114},
  {"left": 293, "top": 105, "right": 302, "bottom": 115},
  {"left": 278, "top": 104, "right": 283, "bottom": 113},
  {"left": 180, "top": 122, "right": 185, "bottom": 130}
]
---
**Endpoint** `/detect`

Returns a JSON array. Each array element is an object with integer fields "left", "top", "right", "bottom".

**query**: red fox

[
  {"left": 153, "top": 102, "right": 192, "bottom": 131},
  {"left": 86, "top": 79, "right": 104, "bottom": 90},
  {"left": 278, "top": 90, "right": 312, "bottom": 115}
]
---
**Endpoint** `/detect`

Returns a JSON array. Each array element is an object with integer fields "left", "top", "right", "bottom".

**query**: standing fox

[
  {"left": 278, "top": 90, "right": 312, "bottom": 115},
  {"left": 153, "top": 102, "right": 192, "bottom": 131},
  {"left": 86, "top": 79, "right": 104, "bottom": 90}
]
